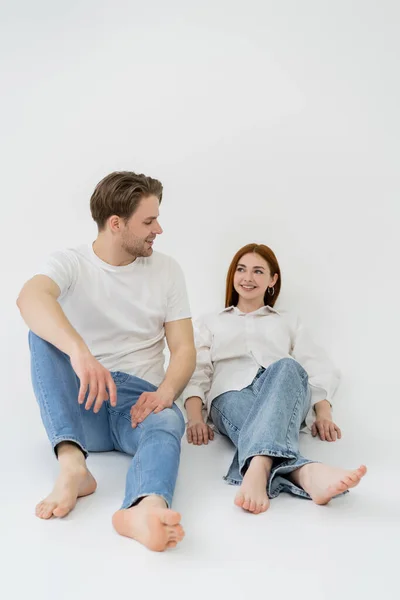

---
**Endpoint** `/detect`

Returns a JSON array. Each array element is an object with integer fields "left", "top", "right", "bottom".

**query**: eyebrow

[
  {"left": 143, "top": 216, "right": 158, "bottom": 221},
  {"left": 237, "top": 263, "right": 265, "bottom": 270}
]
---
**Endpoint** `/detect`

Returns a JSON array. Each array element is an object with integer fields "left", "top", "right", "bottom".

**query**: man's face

[{"left": 120, "top": 195, "right": 163, "bottom": 258}]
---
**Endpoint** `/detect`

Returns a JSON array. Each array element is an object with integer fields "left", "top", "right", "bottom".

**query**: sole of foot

[
  {"left": 112, "top": 499, "right": 185, "bottom": 552},
  {"left": 298, "top": 463, "right": 367, "bottom": 505}
]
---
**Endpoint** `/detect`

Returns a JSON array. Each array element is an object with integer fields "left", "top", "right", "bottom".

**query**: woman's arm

[
  {"left": 185, "top": 396, "right": 214, "bottom": 445},
  {"left": 290, "top": 316, "right": 341, "bottom": 441},
  {"left": 312, "top": 399, "right": 342, "bottom": 442},
  {"left": 182, "top": 317, "right": 215, "bottom": 445}
]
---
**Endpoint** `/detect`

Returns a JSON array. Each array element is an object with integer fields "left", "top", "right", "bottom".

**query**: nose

[{"left": 153, "top": 220, "right": 163, "bottom": 235}]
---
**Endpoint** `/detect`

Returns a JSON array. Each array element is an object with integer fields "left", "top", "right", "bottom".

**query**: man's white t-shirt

[{"left": 38, "top": 244, "right": 191, "bottom": 386}]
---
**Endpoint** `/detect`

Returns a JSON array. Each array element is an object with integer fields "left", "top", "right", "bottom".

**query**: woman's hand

[
  {"left": 186, "top": 418, "right": 214, "bottom": 445},
  {"left": 312, "top": 417, "right": 342, "bottom": 442},
  {"left": 312, "top": 400, "right": 342, "bottom": 442}
]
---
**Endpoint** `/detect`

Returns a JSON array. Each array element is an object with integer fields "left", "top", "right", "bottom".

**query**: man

[{"left": 17, "top": 171, "right": 196, "bottom": 552}]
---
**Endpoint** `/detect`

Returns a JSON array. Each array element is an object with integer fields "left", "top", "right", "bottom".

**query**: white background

[{"left": 1, "top": 1, "right": 399, "bottom": 599}]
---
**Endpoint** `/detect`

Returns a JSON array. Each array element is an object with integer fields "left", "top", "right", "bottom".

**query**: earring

[{"left": 267, "top": 286, "right": 275, "bottom": 296}]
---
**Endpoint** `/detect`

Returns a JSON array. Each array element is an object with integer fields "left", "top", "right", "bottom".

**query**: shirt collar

[{"left": 220, "top": 305, "right": 280, "bottom": 316}]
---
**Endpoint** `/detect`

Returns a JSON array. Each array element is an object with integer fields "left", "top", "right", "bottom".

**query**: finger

[
  {"left": 135, "top": 403, "right": 157, "bottom": 425},
  {"left": 318, "top": 423, "right": 326, "bottom": 441},
  {"left": 311, "top": 423, "right": 317, "bottom": 437},
  {"left": 107, "top": 376, "right": 117, "bottom": 407},
  {"left": 93, "top": 380, "right": 107, "bottom": 414},
  {"left": 330, "top": 423, "right": 337, "bottom": 442},
  {"left": 202, "top": 426, "right": 209, "bottom": 445},
  {"left": 208, "top": 427, "right": 214, "bottom": 441},
  {"left": 335, "top": 424, "right": 342, "bottom": 439},
  {"left": 187, "top": 427, "right": 193, "bottom": 444},
  {"left": 130, "top": 394, "right": 149, "bottom": 423},
  {"left": 324, "top": 423, "right": 332, "bottom": 442},
  {"left": 131, "top": 393, "right": 148, "bottom": 417},
  {"left": 192, "top": 427, "right": 198, "bottom": 445},
  {"left": 78, "top": 375, "right": 89, "bottom": 404},
  {"left": 196, "top": 425, "right": 204, "bottom": 446},
  {"left": 85, "top": 377, "right": 98, "bottom": 411}
]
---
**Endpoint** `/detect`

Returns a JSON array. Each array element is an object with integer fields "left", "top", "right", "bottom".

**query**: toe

[
  {"left": 249, "top": 500, "right": 256, "bottom": 512},
  {"left": 161, "top": 510, "right": 181, "bottom": 526},
  {"left": 243, "top": 499, "right": 251, "bottom": 511},
  {"left": 53, "top": 504, "right": 72, "bottom": 518},
  {"left": 167, "top": 541, "right": 177, "bottom": 548},
  {"left": 234, "top": 494, "right": 245, "bottom": 508}
]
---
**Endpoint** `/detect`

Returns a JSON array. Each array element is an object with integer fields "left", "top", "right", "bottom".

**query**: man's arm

[
  {"left": 17, "top": 275, "right": 116, "bottom": 412},
  {"left": 159, "top": 318, "right": 196, "bottom": 401},
  {"left": 17, "top": 275, "right": 87, "bottom": 355},
  {"left": 130, "top": 318, "right": 196, "bottom": 427}
]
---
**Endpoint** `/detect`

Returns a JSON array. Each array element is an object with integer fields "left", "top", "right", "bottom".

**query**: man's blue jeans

[
  {"left": 211, "top": 358, "right": 316, "bottom": 499},
  {"left": 29, "top": 332, "right": 185, "bottom": 509}
]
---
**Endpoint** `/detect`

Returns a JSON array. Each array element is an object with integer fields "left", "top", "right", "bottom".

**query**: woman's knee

[{"left": 274, "top": 358, "right": 308, "bottom": 382}]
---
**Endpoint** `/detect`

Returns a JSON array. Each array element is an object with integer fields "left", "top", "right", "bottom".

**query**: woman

[{"left": 184, "top": 243, "right": 366, "bottom": 514}]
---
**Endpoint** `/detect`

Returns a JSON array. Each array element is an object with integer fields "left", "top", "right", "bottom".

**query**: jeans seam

[
  {"left": 284, "top": 383, "right": 304, "bottom": 453},
  {"left": 211, "top": 403, "right": 239, "bottom": 432},
  {"left": 31, "top": 343, "right": 57, "bottom": 441}
]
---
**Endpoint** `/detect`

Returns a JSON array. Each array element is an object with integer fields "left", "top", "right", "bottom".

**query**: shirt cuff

[
  {"left": 310, "top": 385, "right": 332, "bottom": 407},
  {"left": 182, "top": 385, "right": 206, "bottom": 406}
]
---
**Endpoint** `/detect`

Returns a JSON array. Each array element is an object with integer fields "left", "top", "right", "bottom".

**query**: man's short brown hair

[{"left": 90, "top": 171, "right": 163, "bottom": 230}]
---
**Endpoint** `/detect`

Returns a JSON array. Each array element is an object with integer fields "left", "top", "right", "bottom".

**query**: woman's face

[{"left": 233, "top": 253, "right": 277, "bottom": 304}]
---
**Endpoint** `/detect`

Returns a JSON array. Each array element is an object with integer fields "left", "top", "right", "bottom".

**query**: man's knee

[{"left": 144, "top": 407, "right": 185, "bottom": 438}]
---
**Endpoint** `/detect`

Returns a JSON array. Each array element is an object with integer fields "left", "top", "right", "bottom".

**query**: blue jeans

[
  {"left": 29, "top": 332, "right": 185, "bottom": 509},
  {"left": 210, "top": 358, "right": 316, "bottom": 499}
]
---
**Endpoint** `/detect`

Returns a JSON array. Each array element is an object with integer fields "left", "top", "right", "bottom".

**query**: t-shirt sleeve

[
  {"left": 36, "top": 249, "right": 79, "bottom": 300},
  {"left": 165, "top": 257, "right": 192, "bottom": 322}
]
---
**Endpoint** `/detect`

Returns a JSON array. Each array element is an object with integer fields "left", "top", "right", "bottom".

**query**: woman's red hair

[{"left": 225, "top": 243, "right": 281, "bottom": 308}]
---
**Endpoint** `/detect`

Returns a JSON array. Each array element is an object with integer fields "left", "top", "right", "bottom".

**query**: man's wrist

[{"left": 156, "top": 383, "right": 176, "bottom": 405}]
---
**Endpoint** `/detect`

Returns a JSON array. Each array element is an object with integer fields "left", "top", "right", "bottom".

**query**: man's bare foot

[
  {"left": 291, "top": 463, "right": 367, "bottom": 505},
  {"left": 234, "top": 455, "right": 272, "bottom": 514},
  {"left": 112, "top": 495, "right": 185, "bottom": 552},
  {"left": 35, "top": 442, "right": 97, "bottom": 519}
]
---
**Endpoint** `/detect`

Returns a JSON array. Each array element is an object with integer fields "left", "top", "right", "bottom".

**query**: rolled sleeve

[{"left": 183, "top": 316, "right": 214, "bottom": 407}]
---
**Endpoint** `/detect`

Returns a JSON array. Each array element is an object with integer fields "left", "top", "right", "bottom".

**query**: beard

[{"left": 121, "top": 234, "right": 153, "bottom": 258}]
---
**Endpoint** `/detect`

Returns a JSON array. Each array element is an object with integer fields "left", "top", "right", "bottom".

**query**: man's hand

[
  {"left": 186, "top": 418, "right": 214, "bottom": 445},
  {"left": 70, "top": 349, "right": 117, "bottom": 413},
  {"left": 130, "top": 390, "right": 174, "bottom": 428},
  {"left": 311, "top": 418, "right": 342, "bottom": 442}
]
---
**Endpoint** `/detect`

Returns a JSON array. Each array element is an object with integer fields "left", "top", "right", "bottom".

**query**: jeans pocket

[{"left": 111, "top": 371, "right": 130, "bottom": 385}]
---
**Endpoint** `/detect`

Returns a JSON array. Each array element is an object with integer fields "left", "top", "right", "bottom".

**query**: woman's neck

[{"left": 236, "top": 298, "right": 264, "bottom": 314}]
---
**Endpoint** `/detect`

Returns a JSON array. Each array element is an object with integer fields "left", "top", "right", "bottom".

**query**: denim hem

[
  {"left": 270, "top": 482, "right": 311, "bottom": 500},
  {"left": 268, "top": 457, "right": 316, "bottom": 499},
  {"left": 52, "top": 437, "right": 88, "bottom": 459},
  {"left": 121, "top": 492, "right": 171, "bottom": 510},
  {"left": 238, "top": 449, "right": 296, "bottom": 478},
  {"left": 223, "top": 475, "right": 241, "bottom": 486}
]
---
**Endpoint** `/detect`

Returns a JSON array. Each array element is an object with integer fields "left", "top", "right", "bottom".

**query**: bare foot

[
  {"left": 234, "top": 455, "right": 272, "bottom": 514},
  {"left": 112, "top": 495, "right": 185, "bottom": 552},
  {"left": 291, "top": 463, "right": 367, "bottom": 505},
  {"left": 36, "top": 466, "right": 97, "bottom": 519},
  {"left": 36, "top": 442, "right": 97, "bottom": 519}
]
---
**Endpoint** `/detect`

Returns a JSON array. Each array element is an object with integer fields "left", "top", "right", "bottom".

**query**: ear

[
  {"left": 271, "top": 273, "right": 279, "bottom": 287},
  {"left": 108, "top": 215, "right": 122, "bottom": 233}
]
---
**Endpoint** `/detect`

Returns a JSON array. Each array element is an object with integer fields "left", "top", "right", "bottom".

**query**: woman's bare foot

[
  {"left": 36, "top": 442, "right": 97, "bottom": 519},
  {"left": 112, "top": 495, "right": 185, "bottom": 552},
  {"left": 291, "top": 463, "right": 367, "bottom": 505},
  {"left": 234, "top": 455, "right": 272, "bottom": 514}
]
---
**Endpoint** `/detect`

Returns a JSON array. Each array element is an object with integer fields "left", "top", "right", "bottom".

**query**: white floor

[{"left": 2, "top": 391, "right": 399, "bottom": 600}]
